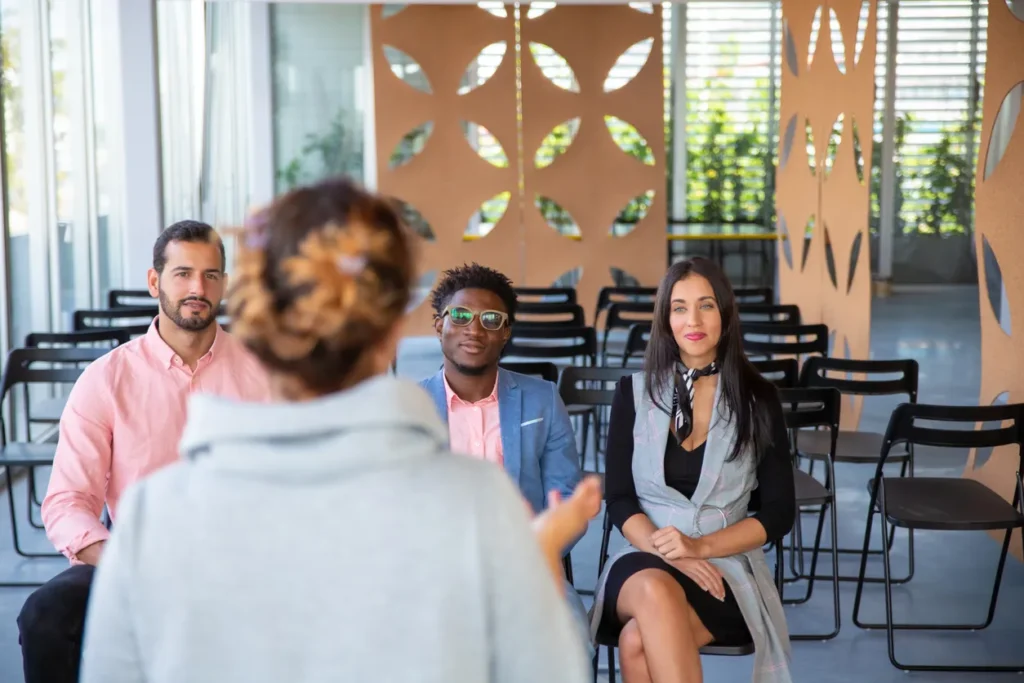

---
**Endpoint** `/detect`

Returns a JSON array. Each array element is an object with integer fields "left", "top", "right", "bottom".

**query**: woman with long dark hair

[{"left": 590, "top": 258, "right": 795, "bottom": 683}]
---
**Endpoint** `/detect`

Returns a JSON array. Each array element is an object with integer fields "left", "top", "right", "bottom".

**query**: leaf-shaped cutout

[
  {"left": 383, "top": 45, "right": 432, "bottom": 94},
  {"left": 983, "top": 80, "right": 1024, "bottom": 181},
  {"left": 612, "top": 190, "right": 655, "bottom": 236},
  {"left": 829, "top": 8, "right": 846, "bottom": 74},
  {"left": 408, "top": 268, "right": 438, "bottom": 313},
  {"left": 847, "top": 230, "right": 863, "bottom": 294},
  {"left": 553, "top": 267, "right": 583, "bottom": 288},
  {"left": 777, "top": 215, "right": 794, "bottom": 270},
  {"left": 461, "top": 121, "right": 509, "bottom": 168},
  {"left": 828, "top": 329, "right": 837, "bottom": 357},
  {"left": 381, "top": 4, "right": 406, "bottom": 19},
  {"left": 974, "top": 392, "right": 1010, "bottom": 470},
  {"left": 535, "top": 117, "right": 580, "bottom": 169},
  {"left": 854, "top": 0, "right": 870, "bottom": 66},
  {"left": 825, "top": 113, "right": 844, "bottom": 176},
  {"left": 1009, "top": 0, "right": 1024, "bottom": 20},
  {"left": 783, "top": 20, "right": 799, "bottom": 77},
  {"left": 536, "top": 195, "right": 580, "bottom": 238},
  {"left": 852, "top": 117, "right": 865, "bottom": 183},
  {"left": 780, "top": 114, "right": 798, "bottom": 169},
  {"left": 610, "top": 267, "right": 642, "bottom": 287},
  {"left": 801, "top": 215, "right": 815, "bottom": 272},
  {"left": 844, "top": 336, "right": 851, "bottom": 361},
  {"left": 527, "top": 3, "right": 555, "bottom": 19},
  {"left": 458, "top": 42, "right": 507, "bottom": 95},
  {"left": 808, "top": 6, "right": 823, "bottom": 68},
  {"left": 394, "top": 200, "right": 436, "bottom": 241},
  {"left": 465, "top": 191, "right": 511, "bottom": 239},
  {"left": 389, "top": 122, "right": 433, "bottom": 170},
  {"left": 530, "top": 42, "right": 579, "bottom": 93},
  {"left": 805, "top": 118, "right": 817, "bottom": 175},
  {"left": 982, "top": 235, "right": 1007, "bottom": 330},
  {"left": 604, "top": 38, "right": 653, "bottom": 92},
  {"left": 605, "top": 116, "right": 655, "bottom": 165},
  {"left": 823, "top": 224, "right": 838, "bottom": 289},
  {"left": 477, "top": 2, "right": 508, "bottom": 18},
  {"left": 629, "top": 3, "right": 654, "bottom": 13}
]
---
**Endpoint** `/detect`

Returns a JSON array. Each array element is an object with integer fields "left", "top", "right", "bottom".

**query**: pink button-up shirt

[
  {"left": 42, "top": 320, "right": 272, "bottom": 563},
  {"left": 443, "top": 373, "right": 503, "bottom": 466}
]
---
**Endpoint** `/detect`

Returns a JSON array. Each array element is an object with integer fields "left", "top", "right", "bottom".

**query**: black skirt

[{"left": 598, "top": 551, "right": 753, "bottom": 646}]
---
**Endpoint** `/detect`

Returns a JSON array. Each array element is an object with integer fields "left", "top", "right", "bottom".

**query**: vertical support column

[
  {"left": 876, "top": 0, "right": 898, "bottom": 284},
  {"left": 104, "top": 0, "right": 163, "bottom": 288},
  {"left": 670, "top": 3, "right": 687, "bottom": 224},
  {"left": 247, "top": 3, "right": 275, "bottom": 210},
  {"left": 360, "top": 8, "right": 377, "bottom": 192}
]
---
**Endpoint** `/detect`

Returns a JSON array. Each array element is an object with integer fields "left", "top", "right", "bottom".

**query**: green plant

[
  {"left": 908, "top": 110, "right": 977, "bottom": 236},
  {"left": 868, "top": 113, "right": 910, "bottom": 236},
  {"left": 276, "top": 110, "right": 364, "bottom": 191}
]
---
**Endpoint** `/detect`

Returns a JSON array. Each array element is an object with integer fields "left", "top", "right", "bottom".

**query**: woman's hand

[
  {"left": 650, "top": 525, "right": 704, "bottom": 561},
  {"left": 672, "top": 558, "right": 726, "bottom": 601}
]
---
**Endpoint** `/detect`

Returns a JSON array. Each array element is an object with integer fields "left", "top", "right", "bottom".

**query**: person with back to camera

[
  {"left": 78, "top": 177, "right": 600, "bottom": 683},
  {"left": 590, "top": 257, "right": 796, "bottom": 683}
]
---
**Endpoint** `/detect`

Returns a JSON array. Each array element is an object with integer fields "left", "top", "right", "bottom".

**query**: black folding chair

[
  {"left": 0, "top": 348, "right": 108, "bottom": 562},
  {"left": 619, "top": 322, "right": 651, "bottom": 367},
  {"left": 600, "top": 301, "right": 655, "bottom": 364},
  {"left": 750, "top": 358, "right": 799, "bottom": 388},
  {"left": 797, "top": 357, "right": 919, "bottom": 583},
  {"left": 498, "top": 361, "right": 559, "bottom": 385},
  {"left": 593, "top": 286, "right": 656, "bottom": 335},
  {"left": 73, "top": 306, "right": 159, "bottom": 337},
  {"left": 515, "top": 302, "right": 587, "bottom": 329},
  {"left": 557, "top": 367, "right": 631, "bottom": 473},
  {"left": 504, "top": 325, "right": 597, "bottom": 368},
  {"left": 733, "top": 286, "right": 773, "bottom": 304},
  {"left": 106, "top": 288, "right": 153, "bottom": 308},
  {"left": 738, "top": 303, "right": 801, "bottom": 325},
  {"left": 852, "top": 401, "right": 1024, "bottom": 673},
  {"left": 514, "top": 286, "right": 576, "bottom": 304},
  {"left": 777, "top": 387, "right": 842, "bottom": 640},
  {"left": 740, "top": 322, "right": 829, "bottom": 360}
]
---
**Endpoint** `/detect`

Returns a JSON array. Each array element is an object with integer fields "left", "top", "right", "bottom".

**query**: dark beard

[{"left": 159, "top": 289, "right": 215, "bottom": 332}]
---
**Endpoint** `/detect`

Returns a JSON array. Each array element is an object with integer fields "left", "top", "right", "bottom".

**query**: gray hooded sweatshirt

[{"left": 79, "top": 375, "right": 590, "bottom": 683}]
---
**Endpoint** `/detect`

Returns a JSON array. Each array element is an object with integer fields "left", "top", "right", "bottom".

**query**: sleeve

[
  {"left": 540, "top": 381, "right": 582, "bottom": 502},
  {"left": 479, "top": 471, "right": 590, "bottom": 683},
  {"left": 749, "top": 396, "right": 796, "bottom": 542},
  {"left": 41, "top": 365, "right": 114, "bottom": 561},
  {"left": 605, "top": 377, "right": 645, "bottom": 531},
  {"left": 78, "top": 484, "right": 146, "bottom": 683}
]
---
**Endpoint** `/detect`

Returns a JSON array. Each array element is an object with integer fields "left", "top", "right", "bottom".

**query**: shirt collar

[
  {"left": 144, "top": 317, "right": 226, "bottom": 370},
  {"left": 442, "top": 371, "right": 498, "bottom": 410}
]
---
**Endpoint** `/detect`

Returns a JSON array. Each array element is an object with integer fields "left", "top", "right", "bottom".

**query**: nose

[
  {"left": 189, "top": 274, "right": 207, "bottom": 298},
  {"left": 463, "top": 315, "right": 487, "bottom": 338}
]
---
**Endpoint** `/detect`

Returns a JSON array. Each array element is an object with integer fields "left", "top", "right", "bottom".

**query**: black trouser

[{"left": 17, "top": 564, "right": 96, "bottom": 683}]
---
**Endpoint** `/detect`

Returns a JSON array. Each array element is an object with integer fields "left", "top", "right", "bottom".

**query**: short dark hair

[
  {"left": 153, "top": 220, "right": 225, "bottom": 273},
  {"left": 430, "top": 263, "right": 518, "bottom": 325}
]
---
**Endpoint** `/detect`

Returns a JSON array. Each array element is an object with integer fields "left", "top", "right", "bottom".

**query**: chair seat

[
  {"left": 565, "top": 404, "right": 594, "bottom": 416},
  {"left": 794, "top": 469, "right": 831, "bottom": 505},
  {"left": 700, "top": 641, "right": 755, "bottom": 656},
  {"left": 0, "top": 442, "right": 57, "bottom": 467},
  {"left": 796, "top": 429, "right": 909, "bottom": 463},
  {"left": 879, "top": 477, "right": 1024, "bottom": 531}
]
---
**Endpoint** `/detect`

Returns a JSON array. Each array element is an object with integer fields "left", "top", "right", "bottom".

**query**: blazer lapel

[
  {"left": 497, "top": 369, "right": 523, "bottom": 487},
  {"left": 691, "top": 378, "right": 728, "bottom": 506},
  {"left": 424, "top": 371, "right": 450, "bottom": 429}
]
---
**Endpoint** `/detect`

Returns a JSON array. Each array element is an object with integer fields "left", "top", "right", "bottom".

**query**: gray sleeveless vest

[{"left": 589, "top": 372, "right": 793, "bottom": 683}]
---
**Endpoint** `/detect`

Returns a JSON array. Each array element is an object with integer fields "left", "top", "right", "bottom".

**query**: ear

[
  {"left": 433, "top": 315, "right": 444, "bottom": 340},
  {"left": 147, "top": 268, "right": 160, "bottom": 298}
]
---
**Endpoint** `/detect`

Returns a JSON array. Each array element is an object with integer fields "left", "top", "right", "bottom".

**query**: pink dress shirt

[
  {"left": 41, "top": 320, "right": 272, "bottom": 563},
  {"left": 443, "top": 373, "right": 503, "bottom": 466}
]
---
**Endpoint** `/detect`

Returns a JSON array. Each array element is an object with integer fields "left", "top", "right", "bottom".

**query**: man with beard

[
  {"left": 17, "top": 220, "right": 271, "bottom": 683},
  {"left": 419, "top": 263, "right": 592, "bottom": 655}
]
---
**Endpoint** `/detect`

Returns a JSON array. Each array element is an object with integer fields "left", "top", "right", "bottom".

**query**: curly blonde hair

[{"left": 228, "top": 178, "right": 413, "bottom": 394}]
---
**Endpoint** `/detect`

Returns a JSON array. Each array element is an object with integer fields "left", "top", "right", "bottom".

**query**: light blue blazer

[{"left": 419, "top": 368, "right": 582, "bottom": 515}]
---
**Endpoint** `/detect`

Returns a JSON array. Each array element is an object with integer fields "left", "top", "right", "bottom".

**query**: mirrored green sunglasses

[{"left": 444, "top": 305, "right": 509, "bottom": 331}]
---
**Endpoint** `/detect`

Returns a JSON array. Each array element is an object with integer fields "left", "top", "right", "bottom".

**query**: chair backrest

[
  {"left": 738, "top": 303, "right": 801, "bottom": 325},
  {"left": 800, "top": 356, "right": 918, "bottom": 401},
  {"left": 778, "top": 387, "right": 842, "bottom": 431},
  {"left": 107, "top": 289, "right": 153, "bottom": 308},
  {"left": 514, "top": 287, "right": 576, "bottom": 304},
  {"left": 740, "top": 322, "right": 829, "bottom": 358},
  {"left": 505, "top": 325, "right": 597, "bottom": 364},
  {"left": 733, "top": 286, "right": 774, "bottom": 304},
  {"left": 499, "top": 361, "right": 559, "bottom": 384},
  {"left": 25, "top": 328, "right": 131, "bottom": 349},
  {"left": 73, "top": 306, "right": 158, "bottom": 337},
  {"left": 878, "top": 402, "right": 1024, "bottom": 474},
  {"left": 620, "top": 322, "right": 652, "bottom": 367},
  {"left": 557, "top": 366, "right": 631, "bottom": 408},
  {"left": 515, "top": 302, "right": 586, "bottom": 328},
  {"left": 751, "top": 358, "right": 799, "bottom": 389},
  {"left": 602, "top": 301, "right": 655, "bottom": 358},
  {"left": 594, "top": 286, "right": 656, "bottom": 324}
]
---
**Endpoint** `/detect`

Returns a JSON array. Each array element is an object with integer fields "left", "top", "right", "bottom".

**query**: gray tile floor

[{"left": 1, "top": 287, "right": 1021, "bottom": 682}]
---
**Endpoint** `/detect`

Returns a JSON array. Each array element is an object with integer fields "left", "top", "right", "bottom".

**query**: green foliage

[
  {"left": 869, "top": 113, "right": 910, "bottom": 236},
  {"left": 277, "top": 110, "right": 364, "bottom": 191},
  {"left": 905, "top": 109, "right": 978, "bottom": 236}
]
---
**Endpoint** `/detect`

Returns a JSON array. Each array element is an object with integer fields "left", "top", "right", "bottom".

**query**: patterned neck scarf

[{"left": 671, "top": 361, "right": 720, "bottom": 443}]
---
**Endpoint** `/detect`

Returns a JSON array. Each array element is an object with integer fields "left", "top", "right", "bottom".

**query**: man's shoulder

[
  {"left": 74, "top": 337, "right": 146, "bottom": 386},
  {"left": 501, "top": 369, "right": 559, "bottom": 405}
]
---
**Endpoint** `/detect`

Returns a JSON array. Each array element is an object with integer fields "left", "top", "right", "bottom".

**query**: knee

[
  {"left": 17, "top": 569, "right": 91, "bottom": 641},
  {"left": 632, "top": 570, "right": 687, "bottom": 612},
  {"left": 17, "top": 584, "right": 60, "bottom": 639},
  {"left": 618, "top": 619, "right": 644, "bottom": 660}
]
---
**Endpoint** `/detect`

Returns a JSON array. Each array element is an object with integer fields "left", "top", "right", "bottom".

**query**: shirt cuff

[{"left": 63, "top": 525, "right": 111, "bottom": 563}]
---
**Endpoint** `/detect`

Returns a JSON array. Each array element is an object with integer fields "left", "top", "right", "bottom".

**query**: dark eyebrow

[{"left": 671, "top": 296, "right": 716, "bottom": 303}]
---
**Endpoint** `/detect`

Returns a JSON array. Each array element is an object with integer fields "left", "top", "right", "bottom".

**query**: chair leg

[
  {"left": 607, "top": 644, "right": 617, "bottom": 683},
  {"left": 27, "top": 470, "right": 45, "bottom": 529},
  {"left": 580, "top": 412, "right": 591, "bottom": 471},
  {"left": 5, "top": 466, "right": 61, "bottom": 558}
]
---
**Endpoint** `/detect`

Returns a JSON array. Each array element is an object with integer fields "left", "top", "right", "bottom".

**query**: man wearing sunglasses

[{"left": 420, "top": 263, "right": 591, "bottom": 653}]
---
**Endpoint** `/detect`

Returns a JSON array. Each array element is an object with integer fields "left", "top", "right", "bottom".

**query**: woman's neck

[{"left": 680, "top": 351, "right": 716, "bottom": 369}]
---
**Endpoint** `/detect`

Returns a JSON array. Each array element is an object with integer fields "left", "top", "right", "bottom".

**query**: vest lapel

[
  {"left": 690, "top": 377, "right": 728, "bottom": 506},
  {"left": 497, "top": 369, "right": 523, "bottom": 486}
]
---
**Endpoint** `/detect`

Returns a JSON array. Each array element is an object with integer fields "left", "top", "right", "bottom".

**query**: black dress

[{"left": 598, "top": 376, "right": 795, "bottom": 645}]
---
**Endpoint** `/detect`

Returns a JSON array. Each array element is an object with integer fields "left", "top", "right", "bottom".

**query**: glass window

[{"left": 271, "top": 3, "right": 367, "bottom": 192}]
